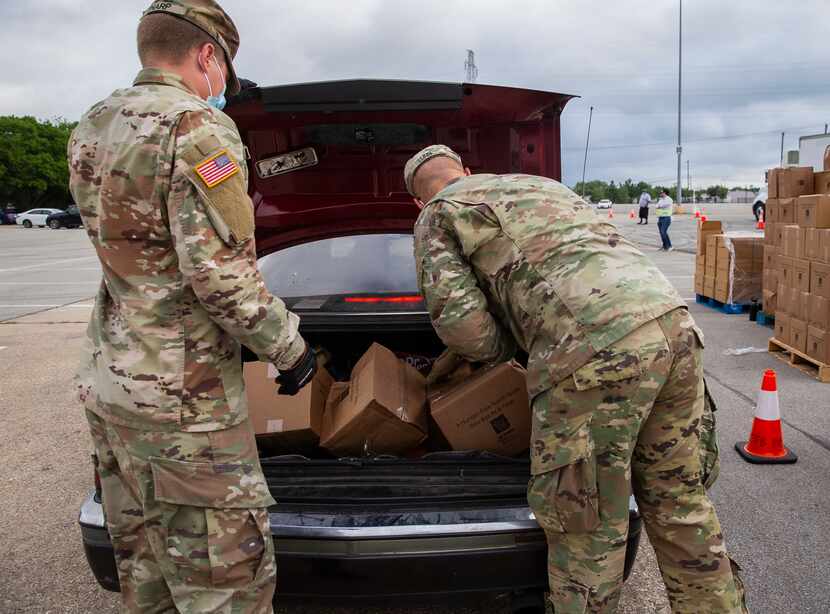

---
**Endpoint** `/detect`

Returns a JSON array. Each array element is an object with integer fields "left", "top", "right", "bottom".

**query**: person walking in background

[
  {"left": 656, "top": 190, "right": 674, "bottom": 251},
  {"left": 637, "top": 190, "right": 651, "bottom": 224}
]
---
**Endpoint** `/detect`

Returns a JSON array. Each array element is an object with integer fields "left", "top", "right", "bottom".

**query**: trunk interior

[{"left": 256, "top": 323, "right": 532, "bottom": 510}]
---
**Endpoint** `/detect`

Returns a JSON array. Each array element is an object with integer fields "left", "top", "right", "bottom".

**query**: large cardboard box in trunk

[
  {"left": 320, "top": 343, "right": 427, "bottom": 456},
  {"left": 429, "top": 362, "right": 531, "bottom": 457},
  {"left": 244, "top": 362, "right": 333, "bottom": 449}
]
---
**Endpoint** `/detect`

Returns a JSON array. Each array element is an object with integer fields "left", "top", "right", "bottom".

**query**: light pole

[
  {"left": 676, "top": 0, "right": 683, "bottom": 204},
  {"left": 581, "top": 105, "right": 594, "bottom": 199}
]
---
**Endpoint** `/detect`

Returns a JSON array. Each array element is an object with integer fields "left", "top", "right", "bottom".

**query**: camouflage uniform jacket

[
  {"left": 414, "top": 173, "right": 686, "bottom": 398},
  {"left": 68, "top": 68, "right": 306, "bottom": 432}
]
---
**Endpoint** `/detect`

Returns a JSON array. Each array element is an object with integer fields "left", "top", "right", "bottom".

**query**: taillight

[{"left": 343, "top": 295, "right": 423, "bottom": 304}]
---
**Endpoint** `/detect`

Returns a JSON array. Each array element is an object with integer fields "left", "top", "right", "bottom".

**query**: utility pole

[
  {"left": 687, "top": 159, "right": 691, "bottom": 203},
  {"left": 581, "top": 106, "right": 594, "bottom": 199},
  {"left": 780, "top": 132, "right": 785, "bottom": 167},
  {"left": 464, "top": 50, "right": 479, "bottom": 83},
  {"left": 676, "top": 0, "right": 683, "bottom": 204}
]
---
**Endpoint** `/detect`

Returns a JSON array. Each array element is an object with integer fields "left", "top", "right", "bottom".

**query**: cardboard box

[
  {"left": 819, "top": 229, "right": 830, "bottom": 263},
  {"left": 807, "top": 326, "right": 829, "bottom": 364},
  {"left": 770, "top": 167, "right": 814, "bottom": 198},
  {"left": 768, "top": 171, "right": 778, "bottom": 198},
  {"left": 320, "top": 343, "right": 428, "bottom": 456},
  {"left": 704, "top": 275, "right": 716, "bottom": 298},
  {"left": 797, "top": 194, "right": 830, "bottom": 228},
  {"left": 706, "top": 235, "right": 719, "bottom": 265},
  {"left": 763, "top": 246, "right": 778, "bottom": 270},
  {"left": 781, "top": 225, "right": 803, "bottom": 258},
  {"left": 814, "top": 170, "right": 830, "bottom": 195},
  {"left": 775, "top": 223, "right": 786, "bottom": 247},
  {"left": 778, "top": 255, "right": 794, "bottom": 288},
  {"left": 244, "top": 362, "right": 334, "bottom": 448},
  {"left": 429, "top": 362, "right": 531, "bottom": 456},
  {"left": 765, "top": 198, "right": 779, "bottom": 223},
  {"left": 777, "top": 282, "right": 790, "bottom": 314},
  {"left": 697, "top": 220, "right": 723, "bottom": 256},
  {"left": 798, "top": 291, "right": 811, "bottom": 321},
  {"left": 762, "top": 289, "right": 777, "bottom": 315},
  {"left": 790, "top": 318, "right": 808, "bottom": 353},
  {"left": 805, "top": 228, "right": 823, "bottom": 261},
  {"left": 764, "top": 221, "right": 777, "bottom": 246},
  {"left": 694, "top": 275, "right": 705, "bottom": 296},
  {"left": 812, "top": 262, "right": 830, "bottom": 299},
  {"left": 809, "top": 294, "right": 830, "bottom": 330},
  {"left": 778, "top": 198, "right": 797, "bottom": 224},
  {"left": 716, "top": 247, "right": 731, "bottom": 272},
  {"left": 794, "top": 259, "right": 811, "bottom": 292},
  {"left": 774, "top": 312, "right": 791, "bottom": 345}
]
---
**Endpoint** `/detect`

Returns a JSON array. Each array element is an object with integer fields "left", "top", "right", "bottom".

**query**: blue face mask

[{"left": 203, "top": 57, "right": 227, "bottom": 111}]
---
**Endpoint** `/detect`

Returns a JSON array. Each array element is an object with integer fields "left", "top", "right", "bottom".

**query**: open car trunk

[{"left": 255, "top": 319, "right": 534, "bottom": 511}]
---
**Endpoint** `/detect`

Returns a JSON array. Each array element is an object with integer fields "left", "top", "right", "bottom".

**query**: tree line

[
  {"left": 571, "top": 180, "right": 760, "bottom": 204},
  {"left": 0, "top": 116, "right": 76, "bottom": 212}
]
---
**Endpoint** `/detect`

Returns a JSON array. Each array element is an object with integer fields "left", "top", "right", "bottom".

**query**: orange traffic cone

[
  {"left": 694, "top": 207, "right": 701, "bottom": 219},
  {"left": 756, "top": 209, "right": 765, "bottom": 230},
  {"left": 700, "top": 214, "right": 708, "bottom": 222},
  {"left": 628, "top": 209, "right": 636, "bottom": 220},
  {"left": 608, "top": 208, "right": 614, "bottom": 219},
  {"left": 735, "top": 370, "right": 797, "bottom": 464}
]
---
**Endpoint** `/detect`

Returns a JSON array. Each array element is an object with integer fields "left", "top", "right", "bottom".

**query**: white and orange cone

[
  {"left": 608, "top": 208, "right": 614, "bottom": 219},
  {"left": 756, "top": 208, "right": 766, "bottom": 230},
  {"left": 628, "top": 209, "right": 636, "bottom": 220},
  {"left": 735, "top": 370, "right": 797, "bottom": 464}
]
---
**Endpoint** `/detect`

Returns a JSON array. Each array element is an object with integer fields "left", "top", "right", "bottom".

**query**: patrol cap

[
  {"left": 404, "top": 145, "right": 463, "bottom": 196},
  {"left": 142, "top": 0, "right": 242, "bottom": 95}
]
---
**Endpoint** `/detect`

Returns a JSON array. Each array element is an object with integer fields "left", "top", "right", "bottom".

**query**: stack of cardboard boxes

[
  {"left": 765, "top": 166, "right": 830, "bottom": 365},
  {"left": 694, "top": 221, "right": 763, "bottom": 305},
  {"left": 244, "top": 343, "right": 532, "bottom": 458}
]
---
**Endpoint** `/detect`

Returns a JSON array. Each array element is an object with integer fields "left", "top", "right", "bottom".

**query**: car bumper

[{"left": 80, "top": 492, "right": 642, "bottom": 598}]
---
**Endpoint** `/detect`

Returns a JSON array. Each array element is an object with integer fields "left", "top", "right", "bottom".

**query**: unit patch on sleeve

[{"left": 194, "top": 150, "right": 240, "bottom": 188}]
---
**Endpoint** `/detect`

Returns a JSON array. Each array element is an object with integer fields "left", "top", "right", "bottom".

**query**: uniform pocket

[
  {"left": 528, "top": 456, "right": 600, "bottom": 534},
  {"left": 149, "top": 457, "right": 274, "bottom": 587}
]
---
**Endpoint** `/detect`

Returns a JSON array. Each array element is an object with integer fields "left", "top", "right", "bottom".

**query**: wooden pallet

[{"left": 768, "top": 337, "right": 830, "bottom": 383}]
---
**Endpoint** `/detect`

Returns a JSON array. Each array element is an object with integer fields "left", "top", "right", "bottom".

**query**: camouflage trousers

[
  {"left": 86, "top": 410, "right": 277, "bottom": 614},
  {"left": 527, "top": 308, "right": 746, "bottom": 614}
]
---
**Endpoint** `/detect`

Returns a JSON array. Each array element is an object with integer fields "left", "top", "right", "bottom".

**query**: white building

[{"left": 727, "top": 189, "right": 757, "bottom": 204}]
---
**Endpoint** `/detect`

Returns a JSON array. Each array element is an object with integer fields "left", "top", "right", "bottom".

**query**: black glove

[{"left": 275, "top": 345, "right": 317, "bottom": 396}]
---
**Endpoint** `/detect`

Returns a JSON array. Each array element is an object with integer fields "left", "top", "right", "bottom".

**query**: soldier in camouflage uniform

[
  {"left": 68, "top": 2, "right": 317, "bottom": 612},
  {"left": 406, "top": 146, "right": 746, "bottom": 613}
]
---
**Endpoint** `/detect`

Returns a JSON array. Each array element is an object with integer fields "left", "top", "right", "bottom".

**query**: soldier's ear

[
  {"left": 413, "top": 197, "right": 425, "bottom": 210},
  {"left": 464, "top": 167, "right": 472, "bottom": 176}
]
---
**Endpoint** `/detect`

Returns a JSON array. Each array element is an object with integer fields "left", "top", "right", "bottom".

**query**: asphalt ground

[{"left": 1, "top": 204, "right": 828, "bottom": 613}]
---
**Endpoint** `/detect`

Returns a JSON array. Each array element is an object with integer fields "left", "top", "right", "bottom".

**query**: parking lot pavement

[
  {"left": 0, "top": 226, "right": 100, "bottom": 322},
  {"left": 3, "top": 209, "right": 829, "bottom": 613}
]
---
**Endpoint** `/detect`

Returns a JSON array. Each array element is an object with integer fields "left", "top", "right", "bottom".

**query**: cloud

[{"left": 2, "top": 0, "right": 828, "bottom": 187}]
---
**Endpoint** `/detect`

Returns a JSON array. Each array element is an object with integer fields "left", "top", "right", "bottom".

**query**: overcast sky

[{"left": 2, "top": 0, "right": 829, "bottom": 188}]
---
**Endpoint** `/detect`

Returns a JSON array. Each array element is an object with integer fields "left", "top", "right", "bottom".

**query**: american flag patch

[{"left": 194, "top": 150, "right": 240, "bottom": 188}]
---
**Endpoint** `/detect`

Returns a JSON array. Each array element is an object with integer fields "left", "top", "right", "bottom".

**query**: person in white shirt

[
  {"left": 637, "top": 191, "right": 652, "bottom": 224},
  {"left": 655, "top": 191, "right": 674, "bottom": 251}
]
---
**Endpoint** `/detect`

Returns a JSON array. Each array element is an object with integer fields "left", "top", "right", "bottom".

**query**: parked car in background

[
  {"left": 1, "top": 206, "right": 17, "bottom": 225},
  {"left": 46, "top": 205, "right": 82, "bottom": 229},
  {"left": 16, "top": 208, "right": 62, "bottom": 228},
  {"left": 752, "top": 186, "right": 767, "bottom": 221},
  {"left": 596, "top": 198, "right": 613, "bottom": 210}
]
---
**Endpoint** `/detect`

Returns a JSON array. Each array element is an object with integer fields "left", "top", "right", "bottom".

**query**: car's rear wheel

[
  {"left": 49, "top": 219, "right": 61, "bottom": 229},
  {"left": 22, "top": 220, "right": 32, "bottom": 228}
]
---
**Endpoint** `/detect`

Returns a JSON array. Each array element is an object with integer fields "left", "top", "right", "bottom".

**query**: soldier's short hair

[{"left": 137, "top": 13, "right": 214, "bottom": 66}]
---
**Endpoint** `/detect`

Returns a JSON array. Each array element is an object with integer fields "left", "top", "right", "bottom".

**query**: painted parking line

[{"left": 0, "top": 256, "right": 98, "bottom": 274}]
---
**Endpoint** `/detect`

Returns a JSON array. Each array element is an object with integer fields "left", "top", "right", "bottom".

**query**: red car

[{"left": 79, "top": 79, "right": 641, "bottom": 612}]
